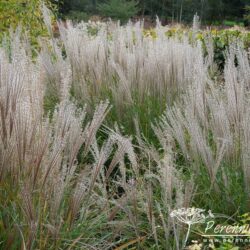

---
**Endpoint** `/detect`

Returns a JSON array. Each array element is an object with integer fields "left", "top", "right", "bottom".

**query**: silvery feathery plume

[
  {"left": 192, "top": 13, "right": 200, "bottom": 31},
  {"left": 42, "top": 3, "right": 53, "bottom": 37},
  {"left": 170, "top": 207, "right": 214, "bottom": 247}
]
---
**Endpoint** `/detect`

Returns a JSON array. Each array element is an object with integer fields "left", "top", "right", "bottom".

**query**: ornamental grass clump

[
  {"left": 156, "top": 42, "right": 250, "bottom": 214},
  {"left": 47, "top": 18, "right": 208, "bottom": 138},
  {"left": 0, "top": 30, "right": 188, "bottom": 248}
]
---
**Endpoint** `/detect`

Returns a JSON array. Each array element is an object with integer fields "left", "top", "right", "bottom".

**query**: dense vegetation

[
  {"left": 1, "top": 0, "right": 250, "bottom": 28},
  {"left": 0, "top": 0, "right": 56, "bottom": 40},
  {"left": 57, "top": 0, "right": 250, "bottom": 24},
  {"left": 1, "top": 3, "right": 250, "bottom": 250}
]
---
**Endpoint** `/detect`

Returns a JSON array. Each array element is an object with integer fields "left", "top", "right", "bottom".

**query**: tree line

[{"left": 53, "top": 0, "right": 250, "bottom": 24}]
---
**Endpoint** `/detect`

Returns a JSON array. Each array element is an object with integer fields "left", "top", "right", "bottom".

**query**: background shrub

[
  {"left": 244, "top": 5, "right": 250, "bottom": 26},
  {"left": 97, "top": 0, "right": 138, "bottom": 23},
  {"left": 0, "top": 0, "right": 56, "bottom": 38},
  {"left": 66, "top": 10, "right": 89, "bottom": 22}
]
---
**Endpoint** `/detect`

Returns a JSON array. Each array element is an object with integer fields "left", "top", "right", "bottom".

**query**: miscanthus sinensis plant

[
  {"left": 156, "top": 43, "right": 250, "bottom": 214},
  {"left": 1, "top": 6, "right": 250, "bottom": 249},
  {"left": 40, "top": 16, "right": 206, "bottom": 139},
  {"left": 0, "top": 22, "right": 192, "bottom": 250}
]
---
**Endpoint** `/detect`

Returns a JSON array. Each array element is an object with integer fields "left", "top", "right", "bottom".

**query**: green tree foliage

[
  {"left": 57, "top": 0, "right": 250, "bottom": 24},
  {"left": 58, "top": 0, "right": 96, "bottom": 16},
  {"left": 244, "top": 5, "right": 250, "bottom": 25},
  {"left": 66, "top": 10, "right": 89, "bottom": 22},
  {"left": 97, "top": 0, "right": 138, "bottom": 23},
  {"left": 139, "top": 0, "right": 247, "bottom": 23}
]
